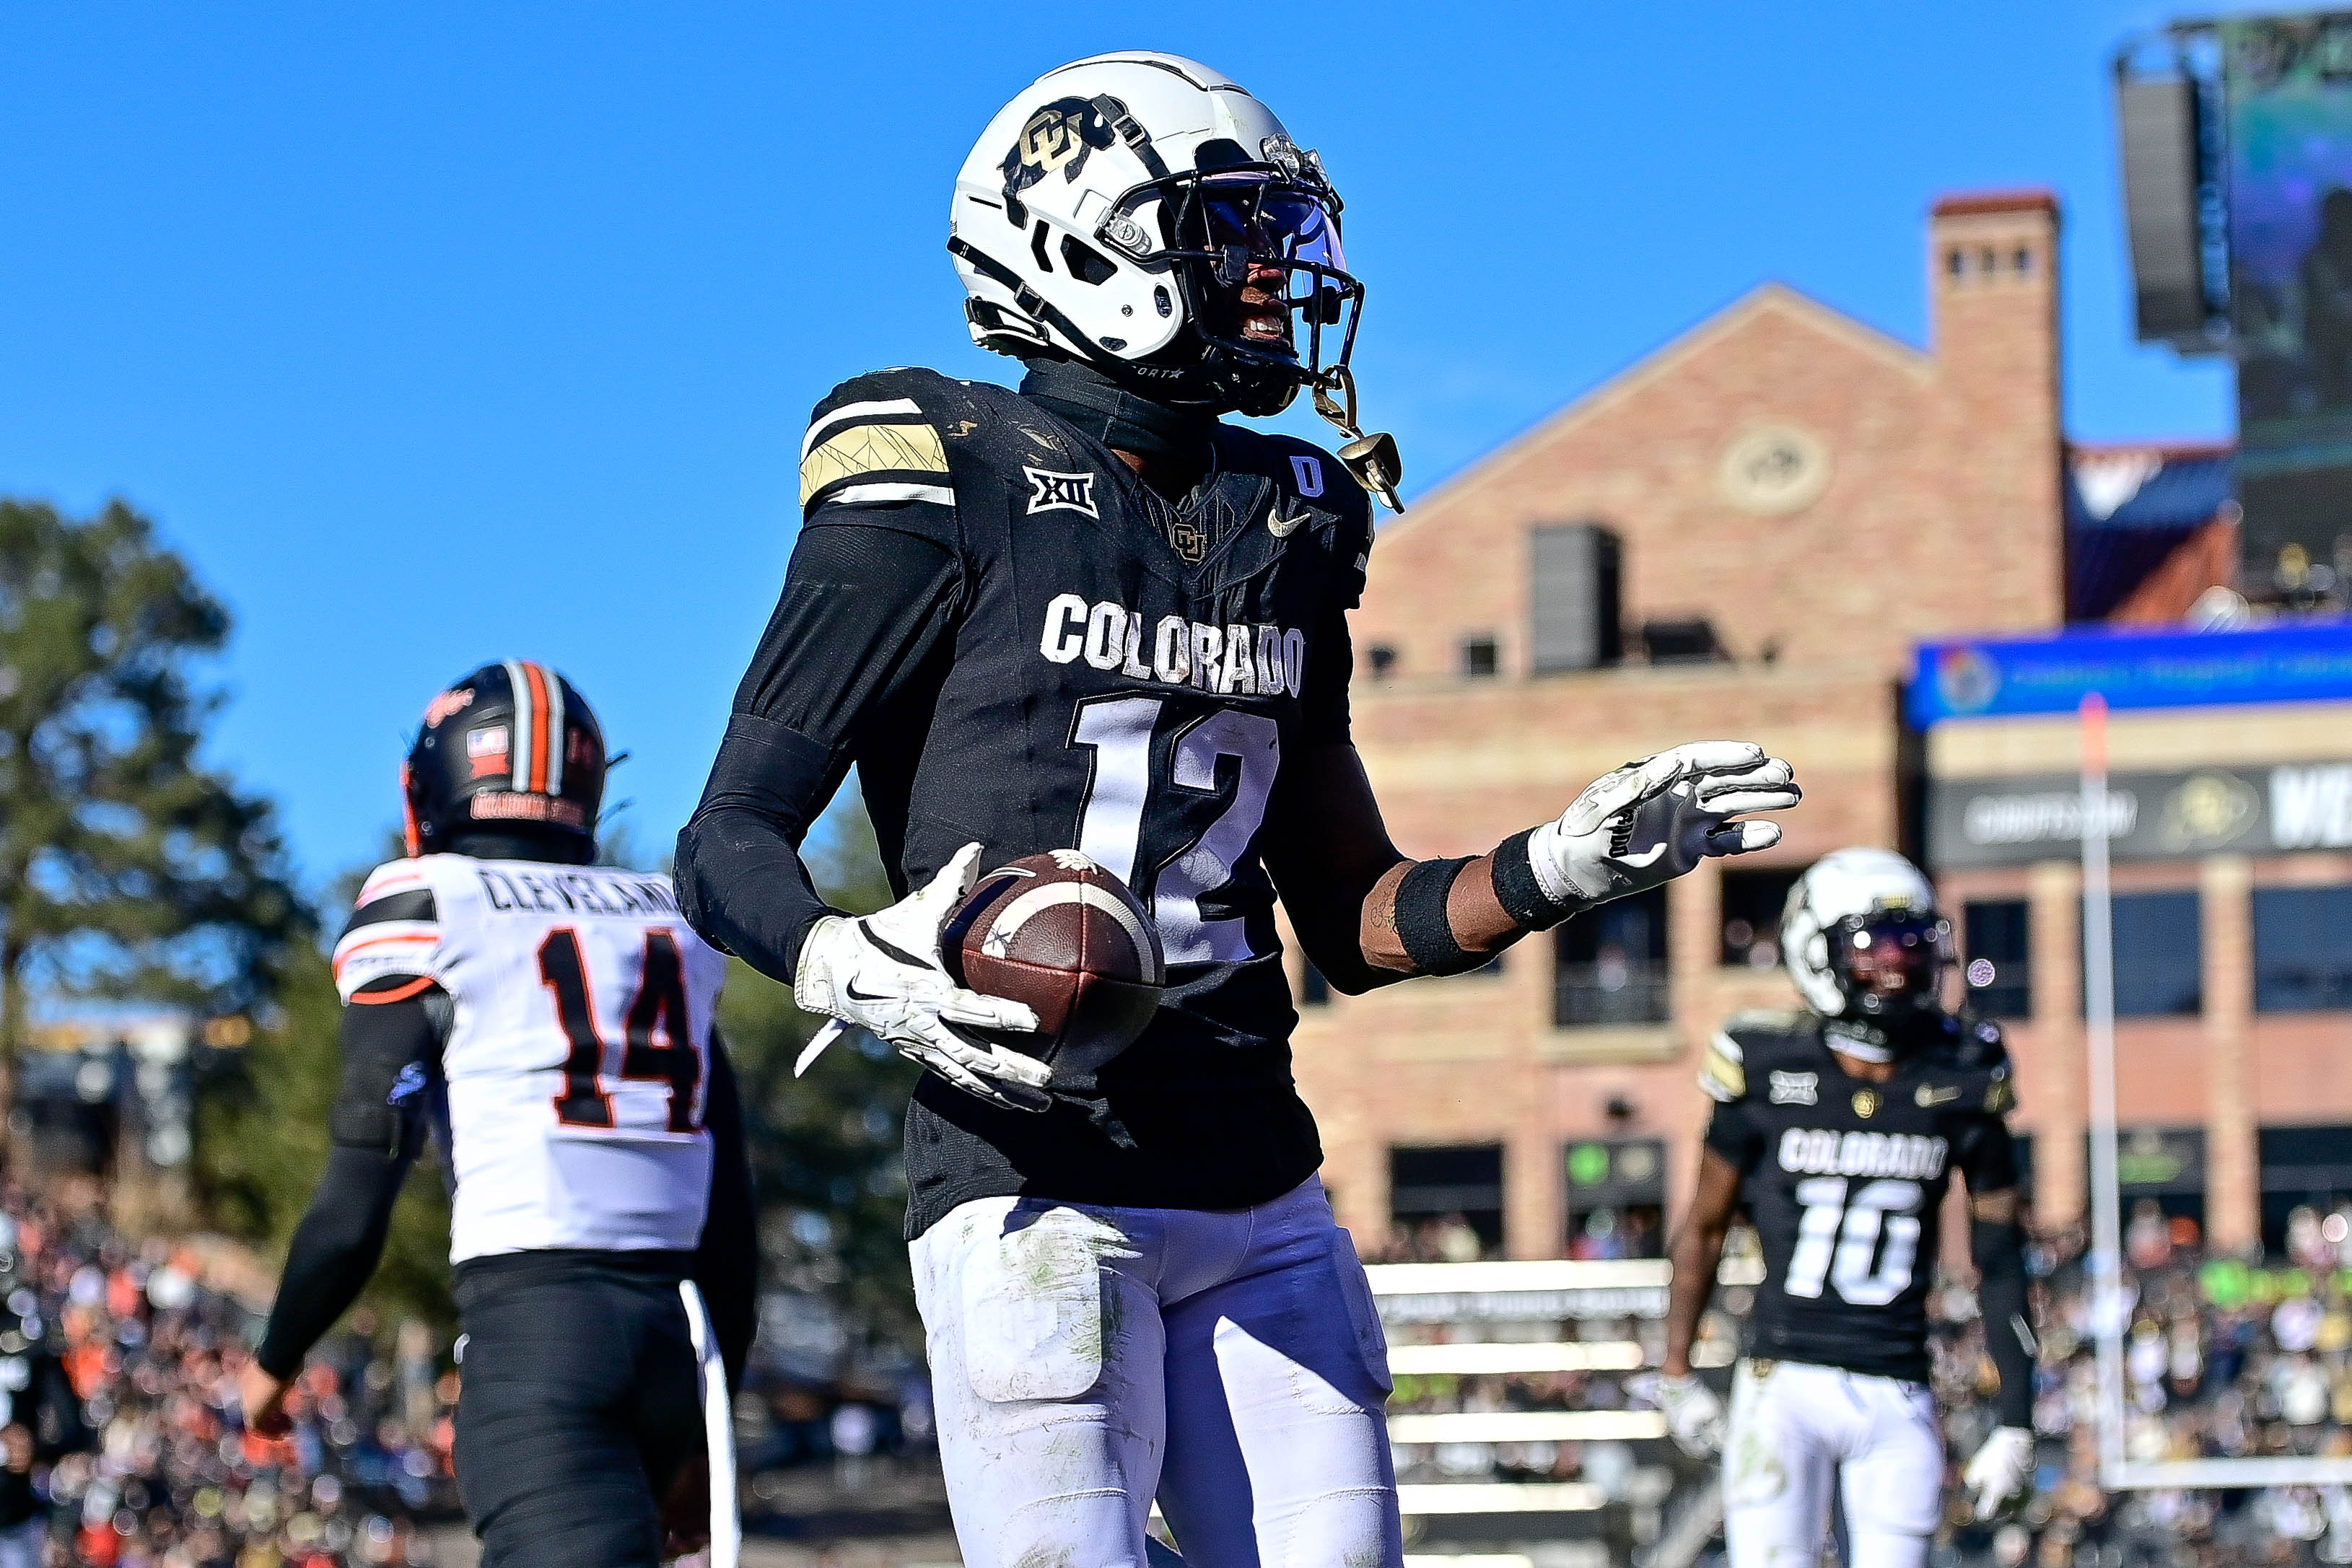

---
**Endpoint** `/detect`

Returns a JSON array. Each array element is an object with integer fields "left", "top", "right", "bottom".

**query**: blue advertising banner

[{"left": 1908, "top": 621, "right": 2352, "bottom": 726}]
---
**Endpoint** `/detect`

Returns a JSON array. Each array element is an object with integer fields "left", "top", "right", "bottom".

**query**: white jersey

[{"left": 333, "top": 855, "right": 730, "bottom": 1263}]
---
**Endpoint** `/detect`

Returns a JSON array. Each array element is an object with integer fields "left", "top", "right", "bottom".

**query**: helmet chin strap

[{"left": 1311, "top": 365, "right": 1404, "bottom": 513}]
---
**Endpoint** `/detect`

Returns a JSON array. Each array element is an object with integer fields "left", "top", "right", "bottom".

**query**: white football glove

[
  {"left": 1963, "top": 1426, "right": 2036, "bottom": 1520},
  {"left": 792, "top": 842, "right": 1051, "bottom": 1113},
  {"left": 1531, "top": 742, "right": 1800, "bottom": 909},
  {"left": 1632, "top": 1372, "right": 1726, "bottom": 1458}
]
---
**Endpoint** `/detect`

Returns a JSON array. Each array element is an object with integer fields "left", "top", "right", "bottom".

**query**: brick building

[{"left": 1290, "top": 190, "right": 2352, "bottom": 1260}]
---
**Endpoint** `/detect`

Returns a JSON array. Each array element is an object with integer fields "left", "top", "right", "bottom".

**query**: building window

[
  {"left": 1556, "top": 885, "right": 1669, "bottom": 1027},
  {"left": 1298, "top": 959, "right": 1330, "bottom": 1007},
  {"left": 1366, "top": 644, "right": 1397, "bottom": 680},
  {"left": 2255, "top": 885, "right": 2352, "bottom": 1012},
  {"left": 1638, "top": 618, "right": 1725, "bottom": 664},
  {"left": 2257, "top": 1124, "right": 2352, "bottom": 1250},
  {"left": 1529, "top": 522, "right": 1622, "bottom": 673},
  {"left": 1964, "top": 899, "right": 2032, "bottom": 1019},
  {"left": 1721, "top": 865, "right": 1804, "bottom": 968},
  {"left": 1980, "top": 246, "right": 1998, "bottom": 276},
  {"left": 1564, "top": 1137, "right": 1667, "bottom": 1260},
  {"left": 2013, "top": 245, "right": 2034, "bottom": 276},
  {"left": 2084, "top": 890, "right": 2201, "bottom": 1017},
  {"left": 1460, "top": 636, "right": 1499, "bottom": 678},
  {"left": 1389, "top": 1144, "right": 1503, "bottom": 1258},
  {"left": 1947, "top": 247, "right": 1965, "bottom": 278}
]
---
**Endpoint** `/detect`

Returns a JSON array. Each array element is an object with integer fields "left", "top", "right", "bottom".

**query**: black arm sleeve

[
  {"left": 255, "top": 992, "right": 442, "bottom": 1378},
  {"left": 691, "top": 1033, "right": 759, "bottom": 1397},
  {"left": 675, "top": 517, "right": 963, "bottom": 983},
  {"left": 1701, "top": 1098, "right": 1766, "bottom": 1173},
  {"left": 1974, "top": 1215, "right": 2035, "bottom": 1428},
  {"left": 1298, "top": 595, "right": 1353, "bottom": 744}
]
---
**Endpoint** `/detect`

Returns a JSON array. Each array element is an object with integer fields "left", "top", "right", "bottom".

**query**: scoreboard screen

[{"left": 2224, "top": 13, "right": 2352, "bottom": 574}]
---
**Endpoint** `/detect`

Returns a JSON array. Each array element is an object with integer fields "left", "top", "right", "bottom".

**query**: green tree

[
  {"left": 717, "top": 796, "right": 930, "bottom": 1357},
  {"left": 0, "top": 499, "right": 305, "bottom": 1147}
]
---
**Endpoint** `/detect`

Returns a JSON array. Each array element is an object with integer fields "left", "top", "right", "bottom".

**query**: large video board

[{"left": 2224, "top": 13, "right": 2352, "bottom": 572}]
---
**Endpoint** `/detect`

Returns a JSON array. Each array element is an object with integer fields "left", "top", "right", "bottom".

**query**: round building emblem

[
  {"left": 1719, "top": 424, "right": 1832, "bottom": 516},
  {"left": 2156, "top": 771, "right": 2257, "bottom": 853}
]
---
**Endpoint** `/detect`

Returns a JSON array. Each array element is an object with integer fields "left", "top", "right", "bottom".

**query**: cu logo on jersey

[{"left": 1025, "top": 466, "right": 1100, "bottom": 519}]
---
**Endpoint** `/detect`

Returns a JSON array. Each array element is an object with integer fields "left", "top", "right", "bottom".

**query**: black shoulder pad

[
  {"left": 1928, "top": 1013, "right": 2011, "bottom": 1073},
  {"left": 1702, "top": 1009, "right": 1812, "bottom": 1103},
  {"left": 1720, "top": 1008, "right": 1817, "bottom": 1058},
  {"left": 800, "top": 368, "right": 987, "bottom": 517}
]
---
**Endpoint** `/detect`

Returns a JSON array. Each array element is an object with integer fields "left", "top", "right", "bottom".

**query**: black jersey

[
  {"left": 759, "top": 367, "right": 1371, "bottom": 1236},
  {"left": 1700, "top": 1009, "right": 2019, "bottom": 1383}
]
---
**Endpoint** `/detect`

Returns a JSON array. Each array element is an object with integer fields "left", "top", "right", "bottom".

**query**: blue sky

[{"left": 0, "top": 4, "right": 2247, "bottom": 893}]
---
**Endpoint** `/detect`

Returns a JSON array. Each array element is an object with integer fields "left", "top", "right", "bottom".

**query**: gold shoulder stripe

[
  {"left": 1700, "top": 1040, "right": 1746, "bottom": 1100},
  {"left": 800, "top": 421, "right": 948, "bottom": 507}
]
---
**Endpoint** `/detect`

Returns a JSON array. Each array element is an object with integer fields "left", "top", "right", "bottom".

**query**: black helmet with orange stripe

[{"left": 402, "top": 661, "right": 606, "bottom": 864}]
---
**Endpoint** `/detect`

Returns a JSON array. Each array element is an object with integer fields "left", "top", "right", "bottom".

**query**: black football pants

[{"left": 453, "top": 1251, "right": 707, "bottom": 1568}]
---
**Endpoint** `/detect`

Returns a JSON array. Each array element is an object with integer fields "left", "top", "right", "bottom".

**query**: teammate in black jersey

[
  {"left": 677, "top": 52, "right": 1801, "bottom": 1568},
  {"left": 1656, "top": 849, "right": 2037, "bottom": 1568}
]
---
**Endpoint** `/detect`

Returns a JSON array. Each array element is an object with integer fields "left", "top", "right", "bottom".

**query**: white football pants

[
  {"left": 910, "top": 1175, "right": 1404, "bottom": 1568},
  {"left": 1723, "top": 1359, "right": 1944, "bottom": 1568}
]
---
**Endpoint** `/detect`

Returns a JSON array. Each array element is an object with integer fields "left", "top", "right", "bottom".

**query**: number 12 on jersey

[
  {"left": 538, "top": 928, "right": 707, "bottom": 1134},
  {"left": 1070, "top": 696, "right": 1279, "bottom": 967}
]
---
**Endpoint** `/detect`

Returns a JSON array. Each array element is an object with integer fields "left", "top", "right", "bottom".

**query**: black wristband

[
  {"left": 1395, "top": 857, "right": 1482, "bottom": 976},
  {"left": 1491, "top": 828, "right": 1579, "bottom": 931}
]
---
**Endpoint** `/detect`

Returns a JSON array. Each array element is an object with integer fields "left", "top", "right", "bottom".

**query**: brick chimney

[
  {"left": 1928, "top": 189, "right": 2067, "bottom": 631},
  {"left": 1930, "top": 190, "right": 2061, "bottom": 423}
]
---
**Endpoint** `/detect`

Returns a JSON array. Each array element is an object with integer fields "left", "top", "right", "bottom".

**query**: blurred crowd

[
  {"left": 1365, "top": 1214, "right": 1492, "bottom": 1264},
  {"left": 1365, "top": 1207, "right": 1665, "bottom": 1266},
  {"left": 1374, "top": 1204, "right": 2352, "bottom": 1567},
  {"left": 0, "top": 1183, "right": 458, "bottom": 1568},
  {"left": 1928, "top": 1201, "right": 2352, "bottom": 1568}
]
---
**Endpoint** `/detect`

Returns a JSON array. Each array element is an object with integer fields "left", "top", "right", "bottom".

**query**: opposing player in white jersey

[
  {"left": 243, "top": 662, "right": 755, "bottom": 1568},
  {"left": 1653, "top": 850, "right": 2037, "bottom": 1568}
]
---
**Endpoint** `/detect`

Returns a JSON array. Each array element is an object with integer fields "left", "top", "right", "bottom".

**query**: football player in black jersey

[
  {"left": 1655, "top": 849, "right": 2036, "bottom": 1568},
  {"left": 677, "top": 52, "right": 1801, "bottom": 1568}
]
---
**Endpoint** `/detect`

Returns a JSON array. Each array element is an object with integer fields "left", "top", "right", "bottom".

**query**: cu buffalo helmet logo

[{"left": 1000, "top": 96, "right": 1120, "bottom": 226}]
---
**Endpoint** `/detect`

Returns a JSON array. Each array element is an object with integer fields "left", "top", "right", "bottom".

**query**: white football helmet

[
  {"left": 950, "top": 53, "right": 1375, "bottom": 442},
  {"left": 1780, "top": 848, "right": 1952, "bottom": 1023}
]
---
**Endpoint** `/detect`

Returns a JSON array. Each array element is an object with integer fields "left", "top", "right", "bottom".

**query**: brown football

[{"left": 942, "top": 850, "right": 1166, "bottom": 1077}]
